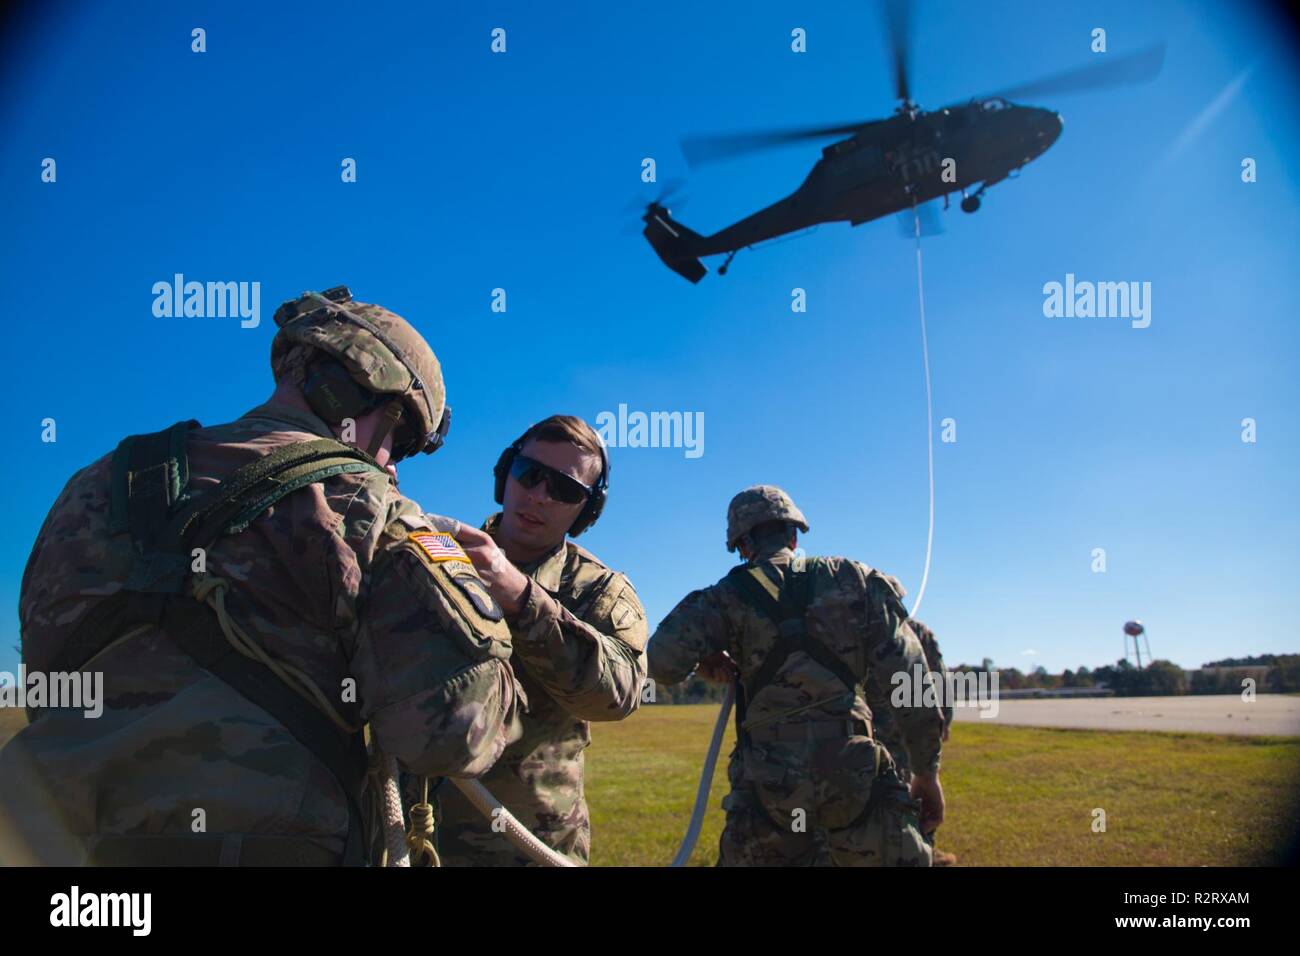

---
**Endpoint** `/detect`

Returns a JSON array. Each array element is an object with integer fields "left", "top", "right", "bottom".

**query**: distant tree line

[
  {"left": 950, "top": 655, "right": 1300, "bottom": 696},
  {"left": 649, "top": 654, "right": 1300, "bottom": 704},
  {"left": 1203, "top": 654, "right": 1287, "bottom": 668}
]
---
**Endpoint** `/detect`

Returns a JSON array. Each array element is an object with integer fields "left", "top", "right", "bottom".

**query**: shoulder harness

[{"left": 726, "top": 558, "right": 862, "bottom": 707}]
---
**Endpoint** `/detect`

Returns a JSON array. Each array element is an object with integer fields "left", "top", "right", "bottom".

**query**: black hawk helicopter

[{"left": 642, "top": 5, "right": 1164, "bottom": 283}]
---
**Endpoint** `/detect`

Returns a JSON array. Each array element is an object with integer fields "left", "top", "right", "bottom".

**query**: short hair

[
  {"left": 516, "top": 415, "right": 605, "bottom": 480},
  {"left": 746, "top": 520, "right": 796, "bottom": 551}
]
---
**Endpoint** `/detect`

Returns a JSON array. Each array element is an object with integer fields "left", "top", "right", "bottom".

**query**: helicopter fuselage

[{"left": 687, "top": 99, "right": 1062, "bottom": 256}]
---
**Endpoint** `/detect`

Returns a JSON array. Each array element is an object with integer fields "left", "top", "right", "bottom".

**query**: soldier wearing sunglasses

[{"left": 433, "top": 415, "right": 647, "bottom": 865}]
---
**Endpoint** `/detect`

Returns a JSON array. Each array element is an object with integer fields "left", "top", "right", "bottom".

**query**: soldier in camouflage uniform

[
  {"left": 0, "top": 286, "right": 523, "bottom": 866},
  {"left": 867, "top": 618, "right": 957, "bottom": 865},
  {"left": 647, "top": 485, "right": 945, "bottom": 866},
  {"left": 430, "top": 416, "right": 647, "bottom": 865}
]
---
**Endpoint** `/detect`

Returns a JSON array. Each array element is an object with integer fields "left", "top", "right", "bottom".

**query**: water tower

[{"left": 1124, "top": 620, "right": 1152, "bottom": 669}]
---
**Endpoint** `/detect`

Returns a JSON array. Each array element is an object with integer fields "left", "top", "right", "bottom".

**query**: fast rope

[
  {"left": 668, "top": 200, "right": 940, "bottom": 866},
  {"left": 449, "top": 778, "right": 577, "bottom": 867},
  {"left": 385, "top": 776, "right": 577, "bottom": 868},
  {"left": 908, "top": 196, "right": 937, "bottom": 620},
  {"left": 669, "top": 682, "right": 734, "bottom": 867}
]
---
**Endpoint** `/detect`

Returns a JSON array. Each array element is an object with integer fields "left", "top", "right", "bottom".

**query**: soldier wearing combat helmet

[
  {"left": 1, "top": 286, "right": 523, "bottom": 866},
  {"left": 647, "top": 484, "right": 945, "bottom": 866}
]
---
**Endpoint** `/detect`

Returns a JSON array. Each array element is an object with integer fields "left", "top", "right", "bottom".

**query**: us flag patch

[{"left": 408, "top": 531, "right": 471, "bottom": 564}]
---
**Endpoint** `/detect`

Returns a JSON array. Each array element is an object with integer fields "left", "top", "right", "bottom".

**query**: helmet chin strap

[{"left": 365, "top": 401, "right": 405, "bottom": 460}]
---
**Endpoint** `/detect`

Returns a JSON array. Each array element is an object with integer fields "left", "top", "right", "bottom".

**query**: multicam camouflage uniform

[
  {"left": 647, "top": 485, "right": 943, "bottom": 867},
  {"left": 0, "top": 290, "right": 523, "bottom": 866},
  {"left": 868, "top": 619, "right": 953, "bottom": 787},
  {"left": 433, "top": 512, "right": 647, "bottom": 866}
]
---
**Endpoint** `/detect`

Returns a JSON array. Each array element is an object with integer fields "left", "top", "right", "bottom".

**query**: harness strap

[
  {"left": 728, "top": 560, "right": 861, "bottom": 702},
  {"left": 110, "top": 420, "right": 200, "bottom": 593}
]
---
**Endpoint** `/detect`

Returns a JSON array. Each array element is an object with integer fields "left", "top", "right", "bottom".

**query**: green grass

[
  {"left": 586, "top": 704, "right": 1300, "bottom": 866},
  {"left": 6, "top": 704, "right": 1296, "bottom": 866}
]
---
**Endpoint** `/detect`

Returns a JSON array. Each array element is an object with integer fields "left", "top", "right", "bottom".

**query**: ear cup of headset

[
  {"left": 492, "top": 445, "right": 517, "bottom": 505},
  {"left": 568, "top": 440, "right": 609, "bottom": 537},
  {"left": 303, "top": 358, "right": 376, "bottom": 425},
  {"left": 568, "top": 488, "right": 605, "bottom": 537}
]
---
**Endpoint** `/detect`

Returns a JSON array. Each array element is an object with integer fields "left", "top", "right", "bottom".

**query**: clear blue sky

[{"left": 2, "top": 0, "right": 1297, "bottom": 676}]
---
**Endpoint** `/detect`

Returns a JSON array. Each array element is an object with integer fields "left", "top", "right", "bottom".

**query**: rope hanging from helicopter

[{"left": 907, "top": 193, "right": 935, "bottom": 620}]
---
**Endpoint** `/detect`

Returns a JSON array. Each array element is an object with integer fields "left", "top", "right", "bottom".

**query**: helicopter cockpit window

[{"left": 981, "top": 97, "right": 1010, "bottom": 111}]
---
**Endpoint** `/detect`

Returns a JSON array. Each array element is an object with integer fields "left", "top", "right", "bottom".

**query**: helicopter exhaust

[{"left": 642, "top": 203, "right": 707, "bottom": 283}]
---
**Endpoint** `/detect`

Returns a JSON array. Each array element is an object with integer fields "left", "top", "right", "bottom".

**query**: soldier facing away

[
  {"left": 0, "top": 286, "right": 523, "bottom": 866},
  {"left": 647, "top": 485, "right": 945, "bottom": 866},
  {"left": 430, "top": 415, "right": 648, "bottom": 865}
]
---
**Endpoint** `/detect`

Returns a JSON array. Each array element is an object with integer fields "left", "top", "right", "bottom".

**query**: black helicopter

[{"left": 642, "top": 4, "right": 1164, "bottom": 283}]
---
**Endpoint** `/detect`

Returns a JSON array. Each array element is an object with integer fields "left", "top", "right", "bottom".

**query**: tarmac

[{"left": 951, "top": 693, "right": 1300, "bottom": 736}]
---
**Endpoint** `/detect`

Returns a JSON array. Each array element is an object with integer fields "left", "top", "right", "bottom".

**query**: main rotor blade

[
  {"left": 884, "top": 0, "right": 911, "bottom": 104},
  {"left": 987, "top": 42, "right": 1166, "bottom": 102},
  {"left": 681, "top": 121, "right": 872, "bottom": 167}
]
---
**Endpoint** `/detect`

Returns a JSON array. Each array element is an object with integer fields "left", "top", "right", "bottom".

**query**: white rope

[
  {"left": 378, "top": 754, "right": 410, "bottom": 867},
  {"left": 669, "top": 681, "right": 734, "bottom": 867},
  {"left": 451, "top": 778, "right": 577, "bottom": 868},
  {"left": 908, "top": 200, "right": 936, "bottom": 620}
]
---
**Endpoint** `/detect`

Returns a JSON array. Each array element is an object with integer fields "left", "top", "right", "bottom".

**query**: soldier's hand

[
  {"left": 695, "top": 651, "right": 738, "bottom": 684},
  {"left": 424, "top": 513, "right": 463, "bottom": 535},
  {"left": 452, "top": 525, "right": 531, "bottom": 616},
  {"left": 910, "top": 771, "right": 945, "bottom": 835},
  {"left": 941, "top": 724, "right": 951, "bottom": 743}
]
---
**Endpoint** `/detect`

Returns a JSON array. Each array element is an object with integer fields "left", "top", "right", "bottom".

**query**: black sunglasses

[
  {"left": 392, "top": 405, "right": 452, "bottom": 461},
  {"left": 509, "top": 454, "right": 593, "bottom": 505}
]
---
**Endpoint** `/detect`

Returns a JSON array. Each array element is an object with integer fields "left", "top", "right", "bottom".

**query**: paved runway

[{"left": 951, "top": 693, "right": 1300, "bottom": 736}]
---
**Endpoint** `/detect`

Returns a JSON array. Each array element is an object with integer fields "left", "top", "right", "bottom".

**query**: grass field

[
  {"left": 4, "top": 705, "right": 1297, "bottom": 866},
  {"left": 586, "top": 704, "right": 1300, "bottom": 866}
]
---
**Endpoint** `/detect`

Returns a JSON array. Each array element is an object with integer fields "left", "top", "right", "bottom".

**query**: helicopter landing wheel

[{"left": 960, "top": 195, "right": 981, "bottom": 213}]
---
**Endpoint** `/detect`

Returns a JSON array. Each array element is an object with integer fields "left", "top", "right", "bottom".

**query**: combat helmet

[
  {"left": 271, "top": 286, "right": 450, "bottom": 461},
  {"left": 726, "top": 484, "right": 810, "bottom": 552}
]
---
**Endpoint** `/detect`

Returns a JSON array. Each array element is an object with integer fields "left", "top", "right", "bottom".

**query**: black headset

[
  {"left": 493, "top": 428, "right": 608, "bottom": 537},
  {"left": 303, "top": 357, "right": 382, "bottom": 424}
]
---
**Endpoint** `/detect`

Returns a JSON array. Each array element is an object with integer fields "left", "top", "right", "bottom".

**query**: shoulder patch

[
  {"left": 446, "top": 565, "right": 504, "bottom": 622},
  {"left": 588, "top": 573, "right": 648, "bottom": 651},
  {"left": 407, "top": 531, "right": 471, "bottom": 565},
  {"left": 390, "top": 535, "right": 512, "bottom": 658}
]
